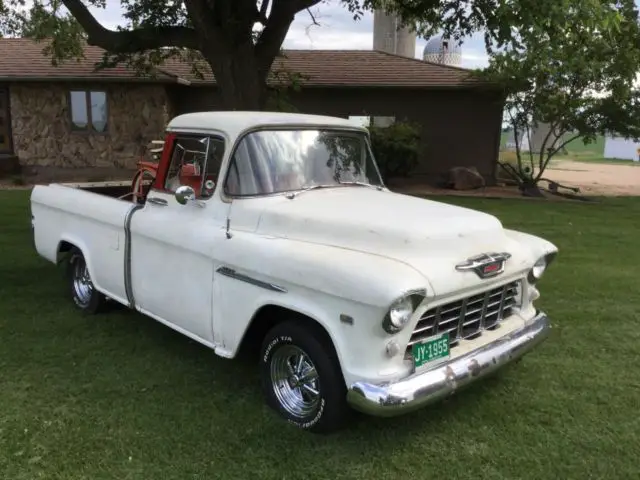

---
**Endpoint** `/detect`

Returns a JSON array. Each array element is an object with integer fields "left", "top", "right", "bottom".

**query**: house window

[
  {"left": 349, "top": 116, "right": 371, "bottom": 128},
  {"left": 371, "top": 116, "right": 395, "bottom": 128},
  {"left": 69, "top": 90, "right": 108, "bottom": 132},
  {"left": 348, "top": 115, "right": 396, "bottom": 128}
]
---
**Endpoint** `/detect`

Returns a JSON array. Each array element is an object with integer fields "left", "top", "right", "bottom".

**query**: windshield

[{"left": 223, "top": 129, "right": 384, "bottom": 196}]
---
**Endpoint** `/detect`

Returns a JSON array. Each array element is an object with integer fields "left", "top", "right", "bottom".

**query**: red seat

[{"left": 179, "top": 164, "right": 203, "bottom": 194}]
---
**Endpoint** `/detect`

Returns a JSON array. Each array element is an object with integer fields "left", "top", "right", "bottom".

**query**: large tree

[
  {"left": 482, "top": 0, "right": 640, "bottom": 194},
  {"left": 4, "top": 0, "right": 638, "bottom": 111}
]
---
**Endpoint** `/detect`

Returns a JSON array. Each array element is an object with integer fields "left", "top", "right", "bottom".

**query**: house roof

[
  {"left": 0, "top": 38, "right": 487, "bottom": 89},
  {"left": 0, "top": 38, "right": 176, "bottom": 82},
  {"left": 163, "top": 50, "right": 484, "bottom": 88}
]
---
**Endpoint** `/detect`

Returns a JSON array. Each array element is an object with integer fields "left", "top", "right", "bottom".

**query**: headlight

[
  {"left": 528, "top": 252, "right": 557, "bottom": 283},
  {"left": 382, "top": 292, "right": 424, "bottom": 334}
]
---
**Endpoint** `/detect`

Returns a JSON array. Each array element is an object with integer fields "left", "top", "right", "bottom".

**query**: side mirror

[{"left": 175, "top": 185, "right": 196, "bottom": 205}]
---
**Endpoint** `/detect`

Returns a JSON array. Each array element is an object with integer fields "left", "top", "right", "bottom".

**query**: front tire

[
  {"left": 260, "top": 320, "right": 349, "bottom": 433},
  {"left": 66, "top": 248, "right": 106, "bottom": 314}
]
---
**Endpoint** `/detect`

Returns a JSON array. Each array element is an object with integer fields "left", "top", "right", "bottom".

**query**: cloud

[
  {"left": 89, "top": 1, "right": 125, "bottom": 30},
  {"left": 85, "top": 0, "right": 490, "bottom": 67}
]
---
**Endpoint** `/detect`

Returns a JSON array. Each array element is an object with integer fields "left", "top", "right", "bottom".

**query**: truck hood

[{"left": 254, "top": 188, "right": 534, "bottom": 295}]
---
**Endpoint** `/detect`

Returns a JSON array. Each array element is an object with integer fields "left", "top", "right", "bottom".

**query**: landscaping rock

[{"left": 448, "top": 166, "right": 486, "bottom": 190}]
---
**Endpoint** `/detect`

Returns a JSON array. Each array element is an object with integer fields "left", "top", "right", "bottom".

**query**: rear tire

[
  {"left": 260, "top": 320, "right": 349, "bottom": 434},
  {"left": 66, "top": 247, "right": 107, "bottom": 314}
]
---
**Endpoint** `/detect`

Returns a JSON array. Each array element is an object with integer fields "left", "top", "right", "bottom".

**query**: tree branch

[
  {"left": 61, "top": 0, "right": 199, "bottom": 51},
  {"left": 254, "top": 0, "right": 302, "bottom": 78},
  {"left": 535, "top": 132, "right": 578, "bottom": 182},
  {"left": 546, "top": 134, "right": 580, "bottom": 162},
  {"left": 257, "top": 0, "right": 270, "bottom": 24},
  {"left": 538, "top": 120, "right": 559, "bottom": 172},
  {"left": 306, "top": 7, "right": 320, "bottom": 27},
  {"left": 522, "top": 116, "right": 534, "bottom": 177},
  {"left": 293, "top": 0, "right": 324, "bottom": 11},
  {"left": 183, "top": 0, "right": 222, "bottom": 48},
  {"left": 507, "top": 109, "right": 524, "bottom": 174},
  {"left": 253, "top": 0, "right": 323, "bottom": 81}
]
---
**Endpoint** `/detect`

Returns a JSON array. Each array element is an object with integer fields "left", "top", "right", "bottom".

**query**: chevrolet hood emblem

[{"left": 455, "top": 252, "right": 511, "bottom": 279}]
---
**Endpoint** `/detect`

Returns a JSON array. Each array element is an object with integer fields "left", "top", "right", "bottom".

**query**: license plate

[{"left": 412, "top": 333, "right": 450, "bottom": 368}]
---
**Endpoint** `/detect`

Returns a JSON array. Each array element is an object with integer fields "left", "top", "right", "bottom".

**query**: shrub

[{"left": 368, "top": 121, "right": 421, "bottom": 181}]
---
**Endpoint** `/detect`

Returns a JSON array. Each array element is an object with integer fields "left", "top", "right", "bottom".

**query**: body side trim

[{"left": 216, "top": 266, "right": 287, "bottom": 293}]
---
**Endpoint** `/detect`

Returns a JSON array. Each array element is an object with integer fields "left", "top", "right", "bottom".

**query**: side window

[{"left": 164, "top": 135, "right": 225, "bottom": 199}]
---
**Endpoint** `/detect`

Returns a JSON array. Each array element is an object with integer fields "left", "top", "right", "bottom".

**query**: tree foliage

[
  {"left": 481, "top": 0, "right": 640, "bottom": 190},
  {"left": 368, "top": 120, "right": 421, "bottom": 180}
]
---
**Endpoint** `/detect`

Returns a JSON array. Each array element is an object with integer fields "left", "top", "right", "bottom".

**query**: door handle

[{"left": 147, "top": 197, "right": 168, "bottom": 206}]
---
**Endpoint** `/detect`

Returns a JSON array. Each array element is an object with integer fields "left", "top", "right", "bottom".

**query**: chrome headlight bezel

[
  {"left": 528, "top": 252, "right": 557, "bottom": 284},
  {"left": 382, "top": 290, "right": 426, "bottom": 334}
]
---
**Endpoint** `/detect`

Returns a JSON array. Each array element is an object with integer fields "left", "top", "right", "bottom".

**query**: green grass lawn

[
  {"left": 1, "top": 189, "right": 639, "bottom": 479},
  {"left": 500, "top": 131, "right": 605, "bottom": 154}
]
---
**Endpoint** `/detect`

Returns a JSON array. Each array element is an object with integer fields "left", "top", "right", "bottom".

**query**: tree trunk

[
  {"left": 520, "top": 179, "right": 545, "bottom": 197},
  {"left": 203, "top": 44, "right": 268, "bottom": 111}
]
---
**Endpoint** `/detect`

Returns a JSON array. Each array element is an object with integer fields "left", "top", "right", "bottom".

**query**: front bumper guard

[{"left": 346, "top": 311, "right": 551, "bottom": 417}]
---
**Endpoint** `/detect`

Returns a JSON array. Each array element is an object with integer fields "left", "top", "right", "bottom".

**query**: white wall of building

[{"left": 604, "top": 136, "right": 640, "bottom": 161}]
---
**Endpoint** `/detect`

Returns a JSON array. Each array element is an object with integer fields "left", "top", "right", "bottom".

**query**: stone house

[{"left": 0, "top": 38, "right": 505, "bottom": 184}]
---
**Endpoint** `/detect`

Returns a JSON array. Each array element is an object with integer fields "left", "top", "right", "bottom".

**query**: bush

[{"left": 368, "top": 121, "right": 421, "bottom": 181}]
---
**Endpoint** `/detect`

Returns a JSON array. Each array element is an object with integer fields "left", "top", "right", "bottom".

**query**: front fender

[
  {"left": 215, "top": 233, "right": 430, "bottom": 310},
  {"left": 212, "top": 234, "right": 430, "bottom": 386},
  {"left": 504, "top": 229, "right": 558, "bottom": 262}
]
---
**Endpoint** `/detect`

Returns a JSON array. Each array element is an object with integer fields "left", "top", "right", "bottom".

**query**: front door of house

[{"left": 0, "top": 87, "right": 12, "bottom": 154}]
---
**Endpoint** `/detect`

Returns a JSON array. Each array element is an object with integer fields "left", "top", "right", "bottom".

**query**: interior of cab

[{"left": 164, "top": 135, "right": 225, "bottom": 199}]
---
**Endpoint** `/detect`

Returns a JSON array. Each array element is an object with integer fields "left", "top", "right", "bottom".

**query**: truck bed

[
  {"left": 57, "top": 180, "right": 142, "bottom": 199},
  {"left": 30, "top": 182, "right": 141, "bottom": 306}
]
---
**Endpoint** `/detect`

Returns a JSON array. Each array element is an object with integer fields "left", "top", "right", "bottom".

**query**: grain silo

[{"left": 373, "top": 8, "right": 416, "bottom": 58}]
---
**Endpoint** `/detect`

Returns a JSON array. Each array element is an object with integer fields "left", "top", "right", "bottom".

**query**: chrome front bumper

[{"left": 346, "top": 311, "right": 551, "bottom": 417}]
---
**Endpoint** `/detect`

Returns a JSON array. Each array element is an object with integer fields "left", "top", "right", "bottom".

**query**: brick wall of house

[{"left": 10, "top": 82, "right": 170, "bottom": 169}]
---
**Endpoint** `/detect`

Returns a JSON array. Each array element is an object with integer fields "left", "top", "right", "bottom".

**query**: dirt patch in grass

[
  {"left": 389, "top": 176, "right": 592, "bottom": 202},
  {"left": 545, "top": 160, "right": 640, "bottom": 196}
]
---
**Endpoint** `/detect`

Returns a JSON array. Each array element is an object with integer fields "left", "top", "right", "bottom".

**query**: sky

[{"left": 85, "top": 0, "right": 490, "bottom": 69}]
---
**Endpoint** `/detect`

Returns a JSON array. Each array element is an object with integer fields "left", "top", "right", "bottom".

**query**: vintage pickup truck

[{"left": 30, "top": 111, "right": 557, "bottom": 433}]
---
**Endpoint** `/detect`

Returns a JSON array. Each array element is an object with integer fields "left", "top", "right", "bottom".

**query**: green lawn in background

[
  {"left": 499, "top": 132, "right": 636, "bottom": 165},
  {"left": 500, "top": 131, "right": 606, "bottom": 153},
  {"left": 1, "top": 189, "right": 639, "bottom": 479}
]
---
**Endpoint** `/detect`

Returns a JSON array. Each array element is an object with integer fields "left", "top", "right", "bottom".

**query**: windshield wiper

[
  {"left": 338, "top": 181, "right": 384, "bottom": 190},
  {"left": 285, "top": 184, "right": 337, "bottom": 199},
  {"left": 285, "top": 182, "right": 384, "bottom": 199}
]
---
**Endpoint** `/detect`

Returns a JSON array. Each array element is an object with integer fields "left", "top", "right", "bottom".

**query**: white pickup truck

[{"left": 30, "top": 111, "right": 558, "bottom": 433}]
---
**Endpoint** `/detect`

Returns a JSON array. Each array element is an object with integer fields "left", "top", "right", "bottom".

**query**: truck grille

[{"left": 407, "top": 280, "right": 521, "bottom": 351}]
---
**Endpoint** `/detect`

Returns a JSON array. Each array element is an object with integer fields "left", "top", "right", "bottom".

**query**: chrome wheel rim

[
  {"left": 72, "top": 256, "right": 93, "bottom": 306},
  {"left": 270, "top": 345, "right": 320, "bottom": 418}
]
